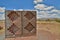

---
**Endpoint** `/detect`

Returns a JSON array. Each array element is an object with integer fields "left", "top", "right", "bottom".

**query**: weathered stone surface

[
  {"left": 22, "top": 11, "right": 36, "bottom": 36},
  {"left": 5, "top": 10, "right": 36, "bottom": 38},
  {"left": 5, "top": 11, "right": 22, "bottom": 38}
]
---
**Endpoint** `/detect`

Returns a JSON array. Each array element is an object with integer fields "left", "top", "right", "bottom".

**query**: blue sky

[
  {"left": 0, "top": 0, "right": 60, "bottom": 20},
  {"left": 0, "top": 0, "right": 34, "bottom": 10},
  {"left": 0, "top": 0, "right": 60, "bottom": 10},
  {"left": 43, "top": 0, "right": 60, "bottom": 10}
]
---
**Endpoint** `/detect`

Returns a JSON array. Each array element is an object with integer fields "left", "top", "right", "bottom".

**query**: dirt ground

[
  {"left": 37, "top": 21, "right": 60, "bottom": 40},
  {"left": 0, "top": 21, "right": 60, "bottom": 40},
  {"left": 0, "top": 21, "right": 5, "bottom": 34}
]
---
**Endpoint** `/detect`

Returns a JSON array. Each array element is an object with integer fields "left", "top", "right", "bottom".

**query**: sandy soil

[
  {"left": 37, "top": 21, "right": 60, "bottom": 40},
  {"left": 0, "top": 21, "right": 60, "bottom": 40},
  {"left": 0, "top": 21, "right": 5, "bottom": 34},
  {"left": 0, "top": 21, "right": 5, "bottom": 40}
]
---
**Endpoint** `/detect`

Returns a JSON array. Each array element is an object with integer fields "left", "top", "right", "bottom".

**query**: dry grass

[
  {"left": 37, "top": 21, "right": 60, "bottom": 34},
  {"left": 0, "top": 20, "right": 60, "bottom": 40},
  {"left": 37, "top": 21, "right": 60, "bottom": 40}
]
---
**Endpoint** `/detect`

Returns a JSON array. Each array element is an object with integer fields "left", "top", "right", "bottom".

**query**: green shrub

[{"left": 55, "top": 19, "right": 60, "bottom": 23}]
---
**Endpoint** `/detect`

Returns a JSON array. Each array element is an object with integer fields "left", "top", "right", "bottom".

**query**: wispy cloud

[
  {"left": 34, "top": 4, "right": 54, "bottom": 10},
  {"left": 34, "top": 0, "right": 43, "bottom": 4},
  {"left": 0, "top": 7, "right": 5, "bottom": 20},
  {"left": 0, "top": 7, "right": 5, "bottom": 12},
  {"left": 34, "top": 0, "right": 60, "bottom": 18},
  {"left": 0, "top": 13, "right": 5, "bottom": 20}
]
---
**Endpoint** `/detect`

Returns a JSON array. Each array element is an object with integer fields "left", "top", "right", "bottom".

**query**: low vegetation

[{"left": 37, "top": 18, "right": 60, "bottom": 23}]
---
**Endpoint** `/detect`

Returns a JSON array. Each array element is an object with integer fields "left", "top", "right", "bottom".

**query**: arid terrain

[
  {"left": 0, "top": 20, "right": 60, "bottom": 40},
  {"left": 37, "top": 21, "right": 60, "bottom": 40},
  {"left": 0, "top": 20, "right": 5, "bottom": 34},
  {"left": 0, "top": 20, "right": 5, "bottom": 40}
]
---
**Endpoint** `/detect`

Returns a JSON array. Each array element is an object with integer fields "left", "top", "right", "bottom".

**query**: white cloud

[
  {"left": 34, "top": 4, "right": 54, "bottom": 10},
  {"left": 0, "top": 7, "right": 5, "bottom": 12},
  {"left": 51, "top": 14, "right": 57, "bottom": 16},
  {"left": 37, "top": 9, "right": 60, "bottom": 18},
  {"left": 34, "top": 0, "right": 60, "bottom": 18},
  {"left": 49, "top": 13, "right": 58, "bottom": 18},
  {"left": 34, "top": 0, "right": 43, "bottom": 4},
  {"left": 34, "top": 4, "right": 46, "bottom": 9},
  {"left": 51, "top": 9, "right": 60, "bottom": 13},
  {"left": 45, "top": 6, "right": 54, "bottom": 10},
  {"left": 37, "top": 11, "right": 59, "bottom": 18},
  {"left": 0, "top": 7, "right": 5, "bottom": 20},
  {"left": 37, "top": 11, "right": 51, "bottom": 18},
  {"left": 0, "top": 13, "right": 5, "bottom": 20}
]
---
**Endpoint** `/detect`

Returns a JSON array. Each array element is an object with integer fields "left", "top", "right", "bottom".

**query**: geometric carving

[
  {"left": 8, "top": 23, "right": 19, "bottom": 34},
  {"left": 22, "top": 11, "right": 36, "bottom": 37},
  {"left": 24, "top": 11, "right": 35, "bottom": 20},
  {"left": 24, "top": 23, "right": 35, "bottom": 32},
  {"left": 7, "top": 11, "right": 20, "bottom": 21},
  {"left": 5, "top": 11, "right": 36, "bottom": 38}
]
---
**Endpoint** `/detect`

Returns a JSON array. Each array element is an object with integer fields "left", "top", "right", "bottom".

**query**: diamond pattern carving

[
  {"left": 8, "top": 23, "right": 19, "bottom": 34},
  {"left": 6, "top": 11, "right": 36, "bottom": 38},
  {"left": 24, "top": 11, "right": 35, "bottom": 20},
  {"left": 7, "top": 11, "right": 20, "bottom": 21},
  {"left": 24, "top": 23, "right": 35, "bottom": 32}
]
